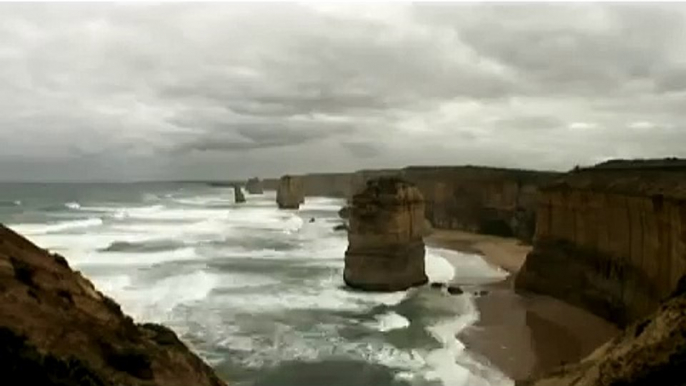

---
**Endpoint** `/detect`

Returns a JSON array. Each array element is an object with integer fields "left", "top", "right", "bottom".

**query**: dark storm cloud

[{"left": 1, "top": 3, "right": 686, "bottom": 181}]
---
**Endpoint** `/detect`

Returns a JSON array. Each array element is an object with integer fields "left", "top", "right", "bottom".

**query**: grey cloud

[
  {"left": 1, "top": 3, "right": 686, "bottom": 181},
  {"left": 341, "top": 142, "right": 382, "bottom": 159}
]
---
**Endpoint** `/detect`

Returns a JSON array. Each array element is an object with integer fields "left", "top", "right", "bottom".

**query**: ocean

[{"left": 0, "top": 182, "right": 513, "bottom": 386}]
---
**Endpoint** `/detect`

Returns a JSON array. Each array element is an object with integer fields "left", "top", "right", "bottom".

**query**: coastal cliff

[
  {"left": 0, "top": 224, "right": 226, "bottom": 386},
  {"left": 344, "top": 177, "right": 428, "bottom": 291},
  {"left": 516, "top": 159, "right": 686, "bottom": 326},
  {"left": 264, "top": 166, "right": 558, "bottom": 242},
  {"left": 400, "top": 166, "right": 557, "bottom": 242}
]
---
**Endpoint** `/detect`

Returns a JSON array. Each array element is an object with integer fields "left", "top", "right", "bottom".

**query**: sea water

[{"left": 0, "top": 182, "right": 513, "bottom": 386}]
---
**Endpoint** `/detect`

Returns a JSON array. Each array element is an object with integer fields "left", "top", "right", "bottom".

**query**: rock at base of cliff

[
  {"left": 276, "top": 175, "right": 305, "bottom": 209},
  {"left": 0, "top": 224, "right": 226, "bottom": 386},
  {"left": 234, "top": 185, "right": 246, "bottom": 203},
  {"left": 333, "top": 223, "right": 348, "bottom": 232},
  {"left": 344, "top": 177, "right": 428, "bottom": 292},
  {"left": 338, "top": 206, "right": 350, "bottom": 219}
]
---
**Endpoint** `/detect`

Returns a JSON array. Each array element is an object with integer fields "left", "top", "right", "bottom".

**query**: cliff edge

[{"left": 0, "top": 224, "right": 226, "bottom": 386}]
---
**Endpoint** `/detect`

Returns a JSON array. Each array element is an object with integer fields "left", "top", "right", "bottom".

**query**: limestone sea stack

[
  {"left": 233, "top": 185, "right": 246, "bottom": 203},
  {"left": 344, "top": 177, "right": 428, "bottom": 291},
  {"left": 245, "top": 177, "right": 264, "bottom": 194},
  {"left": 0, "top": 224, "right": 226, "bottom": 386},
  {"left": 276, "top": 175, "right": 304, "bottom": 209}
]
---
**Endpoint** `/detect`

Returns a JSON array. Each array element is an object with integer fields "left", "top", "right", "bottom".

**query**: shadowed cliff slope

[
  {"left": 0, "top": 224, "right": 226, "bottom": 386},
  {"left": 520, "top": 277, "right": 686, "bottom": 386}
]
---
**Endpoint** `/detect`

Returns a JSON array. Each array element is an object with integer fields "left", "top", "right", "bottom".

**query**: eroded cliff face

[
  {"left": 516, "top": 164, "right": 686, "bottom": 326},
  {"left": 400, "top": 166, "right": 555, "bottom": 242},
  {"left": 276, "top": 175, "right": 305, "bottom": 209},
  {"left": 344, "top": 177, "right": 428, "bottom": 291},
  {"left": 0, "top": 224, "right": 226, "bottom": 386}
]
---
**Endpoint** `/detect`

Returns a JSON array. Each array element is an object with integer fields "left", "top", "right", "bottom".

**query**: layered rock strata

[
  {"left": 516, "top": 159, "right": 686, "bottom": 326},
  {"left": 344, "top": 177, "right": 428, "bottom": 291}
]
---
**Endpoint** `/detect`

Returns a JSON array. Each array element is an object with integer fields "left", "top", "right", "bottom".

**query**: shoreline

[{"left": 426, "top": 230, "right": 619, "bottom": 382}]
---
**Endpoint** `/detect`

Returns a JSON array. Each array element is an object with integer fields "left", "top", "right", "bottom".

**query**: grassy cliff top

[{"left": 543, "top": 158, "right": 686, "bottom": 200}]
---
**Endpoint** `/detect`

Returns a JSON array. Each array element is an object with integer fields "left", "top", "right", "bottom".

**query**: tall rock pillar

[
  {"left": 276, "top": 175, "right": 305, "bottom": 209},
  {"left": 344, "top": 177, "right": 428, "bottom": 291}
]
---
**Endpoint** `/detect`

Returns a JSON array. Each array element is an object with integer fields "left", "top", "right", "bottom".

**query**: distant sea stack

[
  {"left": 233, "top": 185, "right": 246, "bottom": 203},
  {"left": 344, "top": 177, "right": 428, "bottom": 291},
  {"left": 276, "top": 175, "right": 304, "bottom": 209},
  {"left": 516, "top": 158, "right": 686, "bottom": 326},
  {"left": 0, "top": 224, "right": 226, "bottom": 386},
  {"left": 245, "top": 177, "right": 264, "bottom": 194}
]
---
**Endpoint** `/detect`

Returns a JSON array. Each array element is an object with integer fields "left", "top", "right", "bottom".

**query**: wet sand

[{"left": 427, "top": 230, "right": 619, "bottom": 382}]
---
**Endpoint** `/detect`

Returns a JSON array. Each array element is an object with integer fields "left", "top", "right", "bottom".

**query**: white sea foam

[
  {"left": 425, "top": 252, "right": 456, "bottom": 283},
  {"left": 71, "top": 246, "right": 201, "bottom": 266},
  {"left": 11, "top": 217, "right": 103, "bottom": 235},
  {"left": 369, "top": 311, "right": 411, "bottom": 332},
  {"left": 65, "top": 201, "right": 81, "bottom": 209}
]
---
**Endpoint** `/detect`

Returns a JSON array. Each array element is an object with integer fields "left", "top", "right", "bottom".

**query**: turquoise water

[{"left": 0, "top": 182, "right": 512, "bottom": 386}]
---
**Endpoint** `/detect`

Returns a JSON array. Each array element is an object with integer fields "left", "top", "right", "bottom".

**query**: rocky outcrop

[
  {"left": 338, "top": 206, "right": 350, "bottom": 220},
  {"left": 516, "top": 159, "right": 686, "bottom": 326},
  {"left": 245, "top": 178, "right": 264, "bottom": 194},
  {"left": 233, "top": 185, "right": 246, "bottom": 203},
  {"left": 0, "top": 224, "right": 226, "bottom": 386},
  {"left": 520, "top": 277, "right": 686, "bottom": 386},
  {"left": 276, "top": 175, "right": 304, "bottom": 209},
  {"left": 344, "top": 177, "right": 428, "bottom": 291}
]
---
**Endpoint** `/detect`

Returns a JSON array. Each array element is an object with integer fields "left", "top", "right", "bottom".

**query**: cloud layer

[{"left": 1, "top": 3, "right": 686, "bottom": 181}]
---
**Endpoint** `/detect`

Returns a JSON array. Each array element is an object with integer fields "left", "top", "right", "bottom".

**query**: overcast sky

[{"left": 1, "top": 2, "right": 685, "bottom": 181}]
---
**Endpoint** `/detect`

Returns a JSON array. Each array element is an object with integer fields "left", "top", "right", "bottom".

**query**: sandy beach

[{"left": 427, "top": 230, "right": 619, "bottom": 382}]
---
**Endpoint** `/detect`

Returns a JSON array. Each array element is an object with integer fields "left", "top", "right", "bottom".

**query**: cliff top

[
  {"left": 588, "top": 157, "right": 686, "bottom": 171},
  {"left": 353, "top": 177, "right": 424, "bottom": 204},
  {"left": 544, "top": 159, "right": 686, "bottom": 200},
  {"left": 0, "top": 224, "right": 226, "bottom": 386}
]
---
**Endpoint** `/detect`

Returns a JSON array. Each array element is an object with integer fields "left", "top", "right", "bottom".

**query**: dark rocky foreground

[
  {"left": 0, "top": 224, "right": 226, "bottom": 386},
  {"left": 520, "top": 277, "right": 686, "bottom": 386}
]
